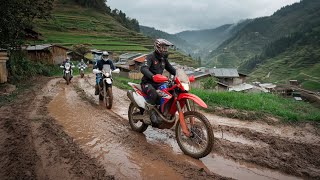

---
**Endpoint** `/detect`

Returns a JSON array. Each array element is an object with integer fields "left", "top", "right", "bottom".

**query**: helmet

[
  {"left": 154, "top": 39, "right": 173, "bottom": 56},
  {"left": 102, "top": 51, "right": 109, "bottom": 61}
]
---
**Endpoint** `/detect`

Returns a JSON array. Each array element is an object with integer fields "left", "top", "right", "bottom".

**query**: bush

[{"left": 7, "top": 51, "right": 61, "bottom": 81}]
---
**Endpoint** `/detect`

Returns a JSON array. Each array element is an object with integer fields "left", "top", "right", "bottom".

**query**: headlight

[
  {"left": 104, "top": 72, "right": 110, "bottom": 77},
  {"left": 181, "top": 83, "right": 190, "bottom": 91}
]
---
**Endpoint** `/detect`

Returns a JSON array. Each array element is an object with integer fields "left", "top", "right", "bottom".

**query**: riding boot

[
  {"left": 95, "top": 84, "right": 99, "bottom": 95},
  {"left": 150, "top": 110, "right": 160, "bottom": 128}
]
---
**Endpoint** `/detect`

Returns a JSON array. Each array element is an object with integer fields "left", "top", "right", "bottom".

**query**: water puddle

[
  {"left": 197, "top": 154, "right": 301, "bottom": 180},
  {"left": 214, "top": 131, "right": 269, "bottom": 147},
  {"left": 48, "top": 85, "right": 182, "bottom": 180},
  {"left": 56, "top": 78, "right": 303, "bottom": 180}
]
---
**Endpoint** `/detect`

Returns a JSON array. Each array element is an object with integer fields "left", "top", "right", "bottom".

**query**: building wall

[
  {"left": 27, "top": 50, "right": 52, "bottom": 64},
  {"left": 0, "top": 52, "right": 9, "bottom": 83},
  {"left": 27, "top": 46, "right": 67, "bottom": 65},
  {"left": 52, "top": 46, "right": 67, "bottom": 65}
]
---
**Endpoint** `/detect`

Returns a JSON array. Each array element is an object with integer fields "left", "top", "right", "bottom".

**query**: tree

[
  {"left": 0, "top": 0, "right": 54, "bottom": 49},
  {"left": 72, "top": 44, "right": 91, "bottom": 60}
]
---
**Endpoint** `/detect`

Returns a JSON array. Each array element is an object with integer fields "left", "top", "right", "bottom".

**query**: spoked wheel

[
  {"left": 175, "top": 111, "right": 214, "bottom": 159},
  {"left": 128, "top": 103, "right": 148, "bottom": 133},
  {"left": 103, "top": 85, "right": 113, "bottom": 109}
]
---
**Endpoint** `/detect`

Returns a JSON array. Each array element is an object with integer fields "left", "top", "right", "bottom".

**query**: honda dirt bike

[
  {"left": 127, "top": 69, "right": 214, "bottom": 159},
  {"left": 60, "top": 62, "right": 75, "bottom": 85},
  {"left": 97, "top": 65, "right": 120, "bottom": 109}
]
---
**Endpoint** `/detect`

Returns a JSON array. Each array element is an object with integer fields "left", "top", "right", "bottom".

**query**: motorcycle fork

[
  {"left": 186, "top": 100, "right": 195, "bottom": 125},
  {"left": 177, "top": 100, "right": 191, "bottom": 137}
]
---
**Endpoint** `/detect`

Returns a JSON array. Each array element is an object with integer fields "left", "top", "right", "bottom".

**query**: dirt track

[{"left": 0, "top": 75, "right": 319, "bottom": 180}]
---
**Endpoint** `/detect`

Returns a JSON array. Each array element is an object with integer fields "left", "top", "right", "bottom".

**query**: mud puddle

[
  {"left": 48, "top": 85, "right": 183, "bottom": 180},
  {"left": 73, "top": 76, "right": 307, "bottom": 179}
]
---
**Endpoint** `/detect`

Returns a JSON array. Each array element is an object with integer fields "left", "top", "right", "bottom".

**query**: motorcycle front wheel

[
  {"left": 66, "top": 73, "right": 70, "bottom": 85},
  {"left": 175, "top": 111, "right": 214, "bottom": 159},
  {"left": 128, "top": 103, "right": 148, "bottom": 133},
  {"left": 103, "top": 85, "right": 113, "bottom": 109}
]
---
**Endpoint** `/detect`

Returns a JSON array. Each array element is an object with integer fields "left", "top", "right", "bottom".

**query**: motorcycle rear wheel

[
  {"left": 175, "top": 111, "right": 214, "bottom": 159},
  {"left": 128, "top": 103, "right": 148, "bottom": 133}
]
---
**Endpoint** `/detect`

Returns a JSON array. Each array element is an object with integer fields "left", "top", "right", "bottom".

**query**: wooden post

[{"left": 0, "top": 52, "right": 9, "bottom": 83}]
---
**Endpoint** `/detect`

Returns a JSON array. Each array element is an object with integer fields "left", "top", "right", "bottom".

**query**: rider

[
  {"left": 140, "top": 39, "right": 176, "bottom": 127},
  {"left": 77, "top": 59, "right": 87, "bottom": 70},
  {"left": 92, "top": 51, "right": 116, "bottom": 95},
  {"left": 60, "top": 57, "right": 75, "bottom": 79}
]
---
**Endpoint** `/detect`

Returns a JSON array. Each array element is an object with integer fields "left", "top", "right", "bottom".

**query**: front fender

[{"left": 177, "top": 93, "right": 208, "bottom": 108}]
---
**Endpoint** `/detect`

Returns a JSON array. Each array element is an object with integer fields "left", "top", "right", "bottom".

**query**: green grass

[
  {"left": 192, "top": 88, "right": 320, "bottom": 122},
  {"left": 112, "top": 75, "right": 140, "bottom": 90}
]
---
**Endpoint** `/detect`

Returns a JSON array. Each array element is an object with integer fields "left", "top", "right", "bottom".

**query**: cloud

[{"left": 107, "top": 0, "right": 300, "bottom": 33}]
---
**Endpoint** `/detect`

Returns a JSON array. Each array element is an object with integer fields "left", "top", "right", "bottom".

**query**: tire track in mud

[
  {"left": 50, "top": 77, "right": 227, "bottom": 180},
  {"left": 74, "top": 75, "right": 315, "bottom": 180}
]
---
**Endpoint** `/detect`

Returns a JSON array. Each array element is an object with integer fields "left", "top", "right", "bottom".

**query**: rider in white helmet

[{"left": 92, "top": 51, "right": 116, "bottom": 95}]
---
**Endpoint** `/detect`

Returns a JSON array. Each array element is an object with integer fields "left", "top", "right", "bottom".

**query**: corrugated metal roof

[
  {"left": 210, "top": 68, "right": 239, "bottom": 78},
  {"left": 25, "top": 44, "right": 68, "bottom": 51},
  {"left": 26, "top": 44, "right": 52, "bottom": 51}
]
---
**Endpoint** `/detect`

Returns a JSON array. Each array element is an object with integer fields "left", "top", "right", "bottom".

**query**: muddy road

[{"left": 1, "top": 76, "right": 319, "bottom": 179}]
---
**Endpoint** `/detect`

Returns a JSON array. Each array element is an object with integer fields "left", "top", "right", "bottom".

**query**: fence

[
  {"left": 117, "top": 71, "right": 143, "bottom": 80},
  {"left": 0, "top": 52, "right": 9, "bottom": 83}
]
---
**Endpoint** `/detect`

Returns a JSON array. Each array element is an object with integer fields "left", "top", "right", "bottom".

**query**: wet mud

[
  {"left": 1, "top": 75, "right": 319, "bottom": 179},
  {"left": 71, "top": 75, "right": 319, "bottom": 179}
]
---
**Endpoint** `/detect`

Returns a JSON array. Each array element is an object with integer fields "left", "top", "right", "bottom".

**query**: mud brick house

[{"left": 25, "top": 44, "right": 68, "bottom": 65}]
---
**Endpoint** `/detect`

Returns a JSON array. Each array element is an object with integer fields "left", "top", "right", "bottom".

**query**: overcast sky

[{"left": 107, "top": 0, "right": 300, "bottom": 34}]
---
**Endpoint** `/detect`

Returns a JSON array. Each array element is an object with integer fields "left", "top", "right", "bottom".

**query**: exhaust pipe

[{"left": 128, "top": 90, "right": 175, "bottom": 123}]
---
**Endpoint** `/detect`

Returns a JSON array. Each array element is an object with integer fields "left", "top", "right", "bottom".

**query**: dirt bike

[
  {"left": 60, "top": 62, "right": 75, "bottom": 85},
  {"left": 97, "top": 65, "right": 120, "bottom": 109},
  {"left": 78, "top": 64, "right": 86, "bottom": 78},
  {"left": 127, "top": 69, "right": 214, "bottom": 159}
]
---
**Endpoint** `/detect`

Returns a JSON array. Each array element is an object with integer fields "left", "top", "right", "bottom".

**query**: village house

[
  {"left": 24, "top": 44, "right": 69, "bottom": 65},
  {"left": 209, "top": 68, "right": 247, "bottom": 86}
]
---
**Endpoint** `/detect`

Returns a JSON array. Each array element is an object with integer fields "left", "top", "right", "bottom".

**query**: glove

[{"left": 152, "top": 74, "right": 168, "bottom": 83}]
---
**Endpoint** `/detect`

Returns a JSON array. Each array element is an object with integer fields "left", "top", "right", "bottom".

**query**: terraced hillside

[
  {"left": 32, "top": 0, "right": 197, "bottom": 67},
  {"left": 34, "top": 1, "right": 152, "bottom": 53}
]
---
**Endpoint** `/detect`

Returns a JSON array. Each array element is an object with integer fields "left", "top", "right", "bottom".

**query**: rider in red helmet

[{"left": 140, "top": 39, "right": 176, "bottom": 127}]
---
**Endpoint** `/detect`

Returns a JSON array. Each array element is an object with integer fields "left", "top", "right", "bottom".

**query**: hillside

[
  {"left": 246, "top": 25, "right": 320, "bottom": 91},
  {"left": 176, "top": 21, "right": 251, "bottom": 58},
  {"left": 32, "top": 0, "right": 197, "bottom": 67},
  {"left": 206, "top": 0, "right": 320, "bottom": 69}
]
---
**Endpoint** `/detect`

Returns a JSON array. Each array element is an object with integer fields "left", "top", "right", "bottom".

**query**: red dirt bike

[{"left": 127, "top": 69, "right": 214, "bottom": 158}]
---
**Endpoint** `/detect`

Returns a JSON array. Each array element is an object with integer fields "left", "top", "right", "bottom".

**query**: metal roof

[
  {"left": 25, "top": 44, "right": 68, "bottom": 51},
  {"left": 26, "top": 44, "right": 52, "bottom": 51},
  {"left": 133, "top": 54, "right": 147, "bottom": 63},
  {"left": 209, "top": 68, "right": 239, "bottom": 78},
  {"left": 229, "top": 83, "right": 254, "bottom": 92}
]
